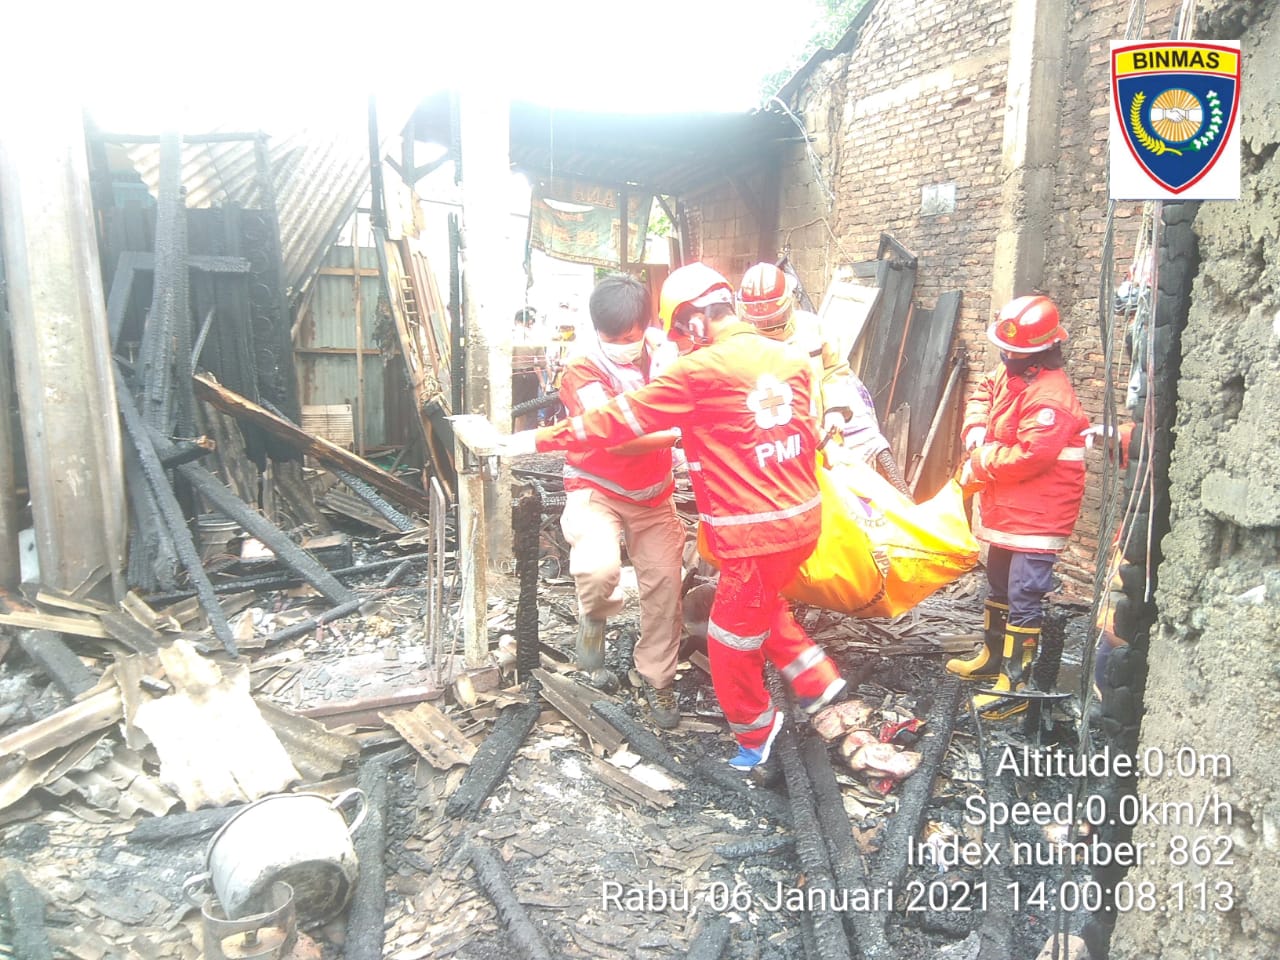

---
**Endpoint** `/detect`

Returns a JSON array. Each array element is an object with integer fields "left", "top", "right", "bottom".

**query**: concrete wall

[
  {"left": 690, "top": 0, "right": 1185, "bottom": 596},
  {"left": 1110, "top": 1, "right": 1280, "bottom": 956}
]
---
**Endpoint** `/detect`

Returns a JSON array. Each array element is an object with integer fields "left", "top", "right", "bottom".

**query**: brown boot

[
  {"left": 643, "top": 683, "right": 681, "bottom": 730},
  {"left": 575, "top": 617, "right": 606, "bottom": 671}
]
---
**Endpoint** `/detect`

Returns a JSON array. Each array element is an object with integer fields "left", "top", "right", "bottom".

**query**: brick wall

[{"left": 688, "top": 0, "right": 1180, "bottom": 598}]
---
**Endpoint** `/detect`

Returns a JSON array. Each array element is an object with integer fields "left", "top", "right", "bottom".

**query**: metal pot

[{"left": 183, "top": 789, "right": 365, "bottom": 925}]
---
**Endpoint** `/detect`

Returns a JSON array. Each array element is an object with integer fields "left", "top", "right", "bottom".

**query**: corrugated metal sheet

[
  {"left": 297, "top": 246, "right": 388, "bottom": 447},
  {"left": 123, "top": 127, "right": 370, "bottom": 297}
]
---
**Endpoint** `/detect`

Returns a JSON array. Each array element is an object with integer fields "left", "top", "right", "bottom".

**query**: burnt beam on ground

[
  {"left": 685, "top": 916, "right": 732, "bottom": 960},
  {"left": 127, "top": 805, "right": 241, "bottom": 845},
  {"left": 445, "top": 701, "right": 541, "bottom": 819},
  {"left": 16, "top": 630, "right": 96, "bottom": 698},
  {"left": 774, "top": 720, "right": 853, "bottom": 960},
  {"left": 871, "top": 678, "right": 962, "bottom": 900},
  {"left": 801, "top": 735, "right": 896, "bottom": 960},
  {"left": 343, "top": 748, "right": 407, "bottom": 960},
  {"left": 969, "top": 705, "right": 1016, "bottom": 959},
  {"left": 466, "top": 842, "right": 555, "bottom": 960},
  {"left": 264, "top": 597, "right": 365, "bottom": 647}
]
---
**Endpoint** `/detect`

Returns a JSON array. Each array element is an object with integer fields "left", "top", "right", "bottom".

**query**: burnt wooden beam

[
  {"left": 774, "top": 721, "right": 852, "bottom": 960},
  {"left": 194, "top": 373, "right": 432, "bottom": 514},
  {"left": 445, "top": 701, "right": 541, "bottom": 819},
  {"left": 685, "top": 917, "right": 732, "bottom": 960},
  {"left": 127, "top": 805, "right": 240, "bottom": 845},
  {"left": 871, "top": 678, "right": 962, "bottom": 897},
  {"left": 263, "top": 597, "right": 364, "bottom": 647},
  {"left": 343, "top": 748, "right": 409, "bottom": 960},
  {"left": 117, "top": 380, "right": 237, "bottom": 653},
  {"left": 466, "top": 843, "right": 555, "bottom": 960},
  {"left": 15, "top": 630, "right": 95, "bottom": 698},
  {"left": 801, "top": 735, "right": 896, "bottom": 960},
  {"left": 158, "top": 436, "right": 216, "bottom": 469},
  {"left": 141, "top": 422, "right": 355, "bottom": 607}
]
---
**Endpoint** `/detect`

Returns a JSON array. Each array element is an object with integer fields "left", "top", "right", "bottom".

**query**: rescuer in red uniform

[
  {"left": 947, "top": 295, "right": 1090, "bottom": 719},
  {"left": 501, "top": 263, "right": 847, "bottom": 771},
  {"left": 556, "top": 274, "right": 684, "bottom": 728}
]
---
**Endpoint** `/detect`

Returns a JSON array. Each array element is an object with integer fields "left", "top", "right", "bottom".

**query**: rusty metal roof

[
  {"left": 120, "top": 127, "right": 370, "bottom": 298},
  {"left": 407, "top": 92, "right": 798, "bottom": 198}
]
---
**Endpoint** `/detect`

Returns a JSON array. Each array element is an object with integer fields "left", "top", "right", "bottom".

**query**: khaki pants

[{"left": 560, "top": 488, "right": 684, "bottom": 688}]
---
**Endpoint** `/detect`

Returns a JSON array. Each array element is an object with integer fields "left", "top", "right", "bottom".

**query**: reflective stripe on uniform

[
  {"left": 708, "top": 618, "right": 769, "bottom": 651},
  {"left": 571, "top": 416, "right": 588, "bottom": 442},
  {"left": 1057, "top": 447, "right": 1085, "bottom": 462},
  {"left": 686, "top": 460, "right": 703, "bottom": 472},
  {"left": 973, "top": 513, "right": 1068, "bottom": 552},
  {"left": 779, "top": 645, "right": 828, "bottom": 682},
  {"left": 728, "top": 707, "right": 777, "bottom": 734},
  {"left": 616, "top": 394, "right": 645, "bottom": 437},
  {"left": 699, "top": 493, "right": 822, "bottom": 529},
  {"left": 563, "top": 464, "right": 671, "bottom": 502}
]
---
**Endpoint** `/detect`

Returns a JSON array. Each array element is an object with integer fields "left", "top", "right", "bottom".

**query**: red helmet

[
  {"left": 737, "top": 262, "right": 794, "bottom": 333},
  {"left": 987, "top": 295, "right": 1067, "bottom": 354},
  {"left": 658, "top": 263, "right": 734, "bottom": 334}
]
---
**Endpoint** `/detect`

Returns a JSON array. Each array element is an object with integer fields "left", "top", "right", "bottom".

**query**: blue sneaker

[
  {"left": 729, "top": 712, "right": 785, "bottom": 772},
  {"left": 798, "top": 677, "right": 848, "bottom": 716}
]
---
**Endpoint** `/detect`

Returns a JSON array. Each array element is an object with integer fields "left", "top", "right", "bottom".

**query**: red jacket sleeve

[
  {"left": 537, "top": 366, "right": 697, "bottom": 452},
  {"left": 969, "top": 401, "right": 1079, "bottom": 484},
  {"left": 962, "top": 369, "right": 997, "bottom": 436}
]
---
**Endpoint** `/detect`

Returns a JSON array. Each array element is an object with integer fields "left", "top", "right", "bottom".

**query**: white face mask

[{"left": 599, "top": 337, "right": 644, "bottom": 366}]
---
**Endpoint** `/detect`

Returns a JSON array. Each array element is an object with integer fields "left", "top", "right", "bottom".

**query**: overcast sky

[{"left": 15, "top": 0, "right": 825, "bottom": 130}]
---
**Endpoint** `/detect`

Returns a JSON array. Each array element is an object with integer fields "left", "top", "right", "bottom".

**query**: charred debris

[{"left": 0, "top": 124, "right": 1092, "bottom": 960}]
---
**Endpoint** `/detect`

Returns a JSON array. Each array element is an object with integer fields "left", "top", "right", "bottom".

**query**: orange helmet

[
  {"left": 737, "top": 262, "right": 794, "bottom": 333},
  {"left": 988, "top": 295, "right": 1067, "bottom": 354},
  {"left": 658, "top": 263, "right": 734, "bottom": 333}
]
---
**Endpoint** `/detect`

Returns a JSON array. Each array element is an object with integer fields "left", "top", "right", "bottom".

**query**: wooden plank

[
  {"left": 298, "top": 684, "right": 446, "bottom": 727},
  {"left": 590, "top": 757, "right": 675, "bottom": 810},
  {"left": 0, "top": 603, "right": 108, "bottom": 640},
  {"left": 317, "top": 266, "right": 381, "bottom": 277},
  {"left": 532, "top": 670, "right": 625, "bottom": 752},
  {"left": 381, "top": 701, "right": 477, "bottom": 769},
  {"left": 194, "top": 373, "right": 431, "bottom": 513}
]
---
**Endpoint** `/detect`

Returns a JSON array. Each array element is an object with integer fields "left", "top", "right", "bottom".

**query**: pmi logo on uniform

[
  {"left": 747, "top": 374, "right": 794, "bottom": 430},
  {"left": 1110, "top": 41, "right": 1241, "bottom": 200}
]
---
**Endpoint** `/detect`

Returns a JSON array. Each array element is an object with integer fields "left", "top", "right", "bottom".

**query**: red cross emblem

[{"left": 747, "top": 375, "right": 794, "bottom": 429}]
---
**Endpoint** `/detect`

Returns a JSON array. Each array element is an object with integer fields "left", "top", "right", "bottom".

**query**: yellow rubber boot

[
  {"left": 946, "top": 600, "right": 1008, "bottom": 680},
  {"left": 974, "top": 624, "right": 1039, "bottom": 720}
]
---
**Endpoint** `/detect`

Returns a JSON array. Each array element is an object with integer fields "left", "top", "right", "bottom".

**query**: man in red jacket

[
  {"left": 502, "top": 263, "right": 846, "bottom": 771},
  {"left": 947, "top": 295, "right": 1089, "bottom": 719},
  {"left": 557, "top": 274, "right": 684, "bottom": 728}
]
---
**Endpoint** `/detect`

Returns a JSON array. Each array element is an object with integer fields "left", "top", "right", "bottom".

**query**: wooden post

[
  {"left": 458, "top": 80, "right": 513, "bottom": 569},
  {"left": 353, "top": 228, "right": 366, "bottom": 457},
  {"left": 449, "top": 415, "right": 502, "bottom": 669}
]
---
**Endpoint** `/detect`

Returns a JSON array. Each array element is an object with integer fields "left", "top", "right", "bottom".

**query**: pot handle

[
  {"left": 182, "top": 872, "right": 212, "bottom": 908},
  {"left": 331, "top": 788, "right": 367, "bottom": 835}
]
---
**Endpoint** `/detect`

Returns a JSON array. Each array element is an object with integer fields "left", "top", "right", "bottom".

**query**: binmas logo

[{"left": 1110, "top": 41, "right": 1241, "bottom": 200}]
